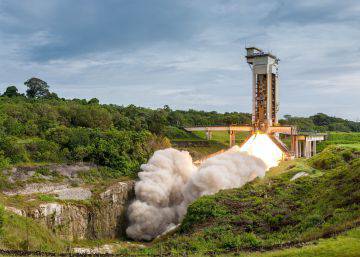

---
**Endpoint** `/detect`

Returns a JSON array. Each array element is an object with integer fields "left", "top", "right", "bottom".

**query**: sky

[{"left": 0, "top": 0, "right": 359, "bottom": 120}]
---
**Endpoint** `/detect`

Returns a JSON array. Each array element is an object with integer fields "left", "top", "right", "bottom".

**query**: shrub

[
  {"left": 0, "top": 136, "right": 28, "bottom": 163},
  {"left": 163, "top": 126, "right": 194, "bottom": 139},
  {"left": 309, "top": 146, "right": 348, "bottom": 170},
  {"left": 25, "top": 139, "right": 62, "bottom": 162},
  {"left": 0, "top": 151, "right": 10, "bottom": 168},
  {"left": 37, "top": 194, "right": 57, "bottom": 202},
  {"left": 180, "top": 196, "right": 229, "bottom": 233}
]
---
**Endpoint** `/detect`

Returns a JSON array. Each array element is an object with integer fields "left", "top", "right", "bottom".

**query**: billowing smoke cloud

[{"left": 126, "top": 146, "right": 268, "bottom": 241}]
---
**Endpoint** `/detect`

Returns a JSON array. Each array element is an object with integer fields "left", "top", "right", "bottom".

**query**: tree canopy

[
  {"left": 3, "top": 86, "right": 20, "bottom": 97},
  {"left": 279, "top": 113, "right": 360, "bottom": 132},
  {"left": 25, "top": 77, "right": 50, "bottom": 98}
]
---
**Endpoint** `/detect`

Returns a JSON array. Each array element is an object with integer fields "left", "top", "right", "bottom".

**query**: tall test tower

[
  {"left": 245, "top": 47, "right": 279, "bottom": 132},
  {"left": 185, "top": 47, "right": 326, "bottom": 159}
]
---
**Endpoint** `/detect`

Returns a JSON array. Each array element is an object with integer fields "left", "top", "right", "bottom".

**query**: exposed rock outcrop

[
  {"left": 3, "top": 183, "right": 92, "bottom": 200},
  {"left": 73, "top": 244, "right": 116, "bottom": 254},
  {"left": 89, "top": 181, "right": 135, "bottom": 239},
  {"left": 54, "top": 187, "right": 92, "bottom": 200},
  {"left": 29, "top": 202, "right": 89, "bottom": 240},
  {"left": 290, "top": 172, "right": 309, "bottom": 181},
  {"left": 4, "top": 163, "right": 95, "bottom": 183},
  {"left": 7, "top": 180, "right": 135, "bottom": 241},
  {"left": 1, "top": 162, "right": 135, "bottom": 241},
  {"left": 4, "top": 206, "right": 26, "bottom": 216}
]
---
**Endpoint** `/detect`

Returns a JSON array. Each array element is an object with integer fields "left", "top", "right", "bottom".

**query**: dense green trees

[
  {"left": 0, "top": 79, "right": 172, "bottom": 175},
  {"left": 0, "top": 88, "right": 253, "bottom": 176},
  {"left": 279, "top": 113, "right": 359, "bottom": 132},
  {"left": 0, "top": 78, "right": 359, "bottom": 176}
]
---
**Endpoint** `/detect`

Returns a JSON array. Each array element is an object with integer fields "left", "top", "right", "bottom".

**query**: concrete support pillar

[
  {"left": 298, "top": 141, "right": 306, "bottom": 157},
  {"left": 291, "top": 136, "right": 298, "bottom": 157},
  {"left": 230, "top": 131, "right": 236, "bottom": 147},
  {"left": 304, "top": 140, "right": 311, "bottom": 158},
  {"left": 206, "top": 131, "right": 212, "bottom": 140},
  {"left": 312, "top": 141, "right": 317, "bottom": 156}
]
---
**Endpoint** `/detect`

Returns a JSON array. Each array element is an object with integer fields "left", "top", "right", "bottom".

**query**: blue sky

[{"left": 0, "top": 0, "right": 359, "bottom": 120}]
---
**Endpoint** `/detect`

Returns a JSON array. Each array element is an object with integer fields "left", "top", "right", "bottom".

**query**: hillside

[
  {"left": 145, "top": 146, "right": 360, "bottom": 255},
  {"left": 0, "top": 94, "right": 251, "bottom": 173},
  {"left": 0, "top": 90, "right": 359, "bottom": 255},
  {"left": 243, "top": 228, "right": 360, "bottom": 257},
  {"left": 317, "top": 132, "right": 360, "bottom": 152},
  {"left": 0, "top": 86, "right": 359, "bottom": 169}
]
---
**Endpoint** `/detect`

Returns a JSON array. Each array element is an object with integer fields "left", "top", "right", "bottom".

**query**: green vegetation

[
  {"left": 280, "top": 113, "right": 360, "bottom": 132},
  {"left": 264, "top": 159, "right": 318, "bottom": 180},
  {"left": 0, "top": 79, "right": 359, "bottom": 169},
  {"left": 192, "top": 131, "right": 250, "bottom": 145},
  {"left": 174, "top": 141, "right": 227, "bottom": 160},
  {"left": 0, "top": 207, "right": 65, "bottom": 251},
  {"left": 148, "top": 146, "right": 360, "bottom": 255},
  {"left": 250, "top": 229, "right": 360, "bottom": 257},
  {"left": 0, "top": 80, "right": 253, "bottom": 176},
  {"left": 0, "top": 79, "right": 360, "bottom": 255},
  {"left": 309, "top": 145, "right": 359, "bottom": 170},
  {"left": 37, "top": 194, "right": 57, "bottom": 202},
  {"left": 0, "top": 205, "right": 4, "bottom": 236},
  {"left": 317, "top": 132, "right": 360, "bottom": 151},
  {"left": 170, "top": 130, "right": 250, "bottom": 160},
  {"left": 78, "top": 167, "right": 131, "bottom": 183},
  {"left": 195, "top": 228, "right": 360, "bottom": 257}
]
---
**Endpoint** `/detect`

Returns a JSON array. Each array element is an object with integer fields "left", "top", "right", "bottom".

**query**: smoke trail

[
  {"left": 126, "top": 146, "right": 268, "bottom": 241},
  {"left": 126, "top": 148, "right": 196, "bottom": 240}
]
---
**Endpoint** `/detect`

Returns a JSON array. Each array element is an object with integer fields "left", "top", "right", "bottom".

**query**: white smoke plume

[{"left": 126, "top": 146, "right": 269, "bottom": 241}]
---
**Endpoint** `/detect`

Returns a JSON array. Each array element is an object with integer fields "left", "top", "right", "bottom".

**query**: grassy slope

[
  {"left": 2, "top": 228, "right": 359, "bottom": 257},
  {"left": 0, "top": 209, "right": 65, "bottom": 251},
  {"left": 169, "top": 130, "right": 251, "bottom": 160},
  {"left": 187, "top": 227, "right": 360, "bottom": 257},
  {"left": 181, "top": 228, "right": 360, "bottom": 257},
  {"left": 174, "top": 142, "right": 226, "bottom": 161},
  {"left": 168, "top": 129, "right": 230, "bottom": 160},
  {"left": 240, "top": 228, "right": 360, "bottom": 257},
  {"left": 192, "top": 131, "right": 250, "bottom": 145},
  {"left": 317, "top": 132, "right": 360, "bottom": 151},
  {"left": 148, "top": 146, "right": 360, "bottom": 255}
]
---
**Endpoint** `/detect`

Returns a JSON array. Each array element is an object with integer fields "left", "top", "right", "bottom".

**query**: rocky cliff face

[
  {"left": 2, "top": 163, "right": 136, "bottom": 241},
  {"left": 28, "top": 202, "right": 89, "bottom": 240},
  {"left": 7, "top": 181, "right": 135, "bottom": 241},
  {"left": 89, "top": 181, "right": 135, "bottom": 239}
]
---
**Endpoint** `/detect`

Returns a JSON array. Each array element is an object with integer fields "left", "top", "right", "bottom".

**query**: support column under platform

[
  {"left": 206, "top": 131, "right": 212, "bottom": 140},
  {"left": 291, "top": 135, "right": 298, "bottom": 157},
  {"left": 291, "top": 134, "right": 326, "bottom": 158},
  {"left": 230, "top": 131, "right": 236, "bottom": 147}
]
